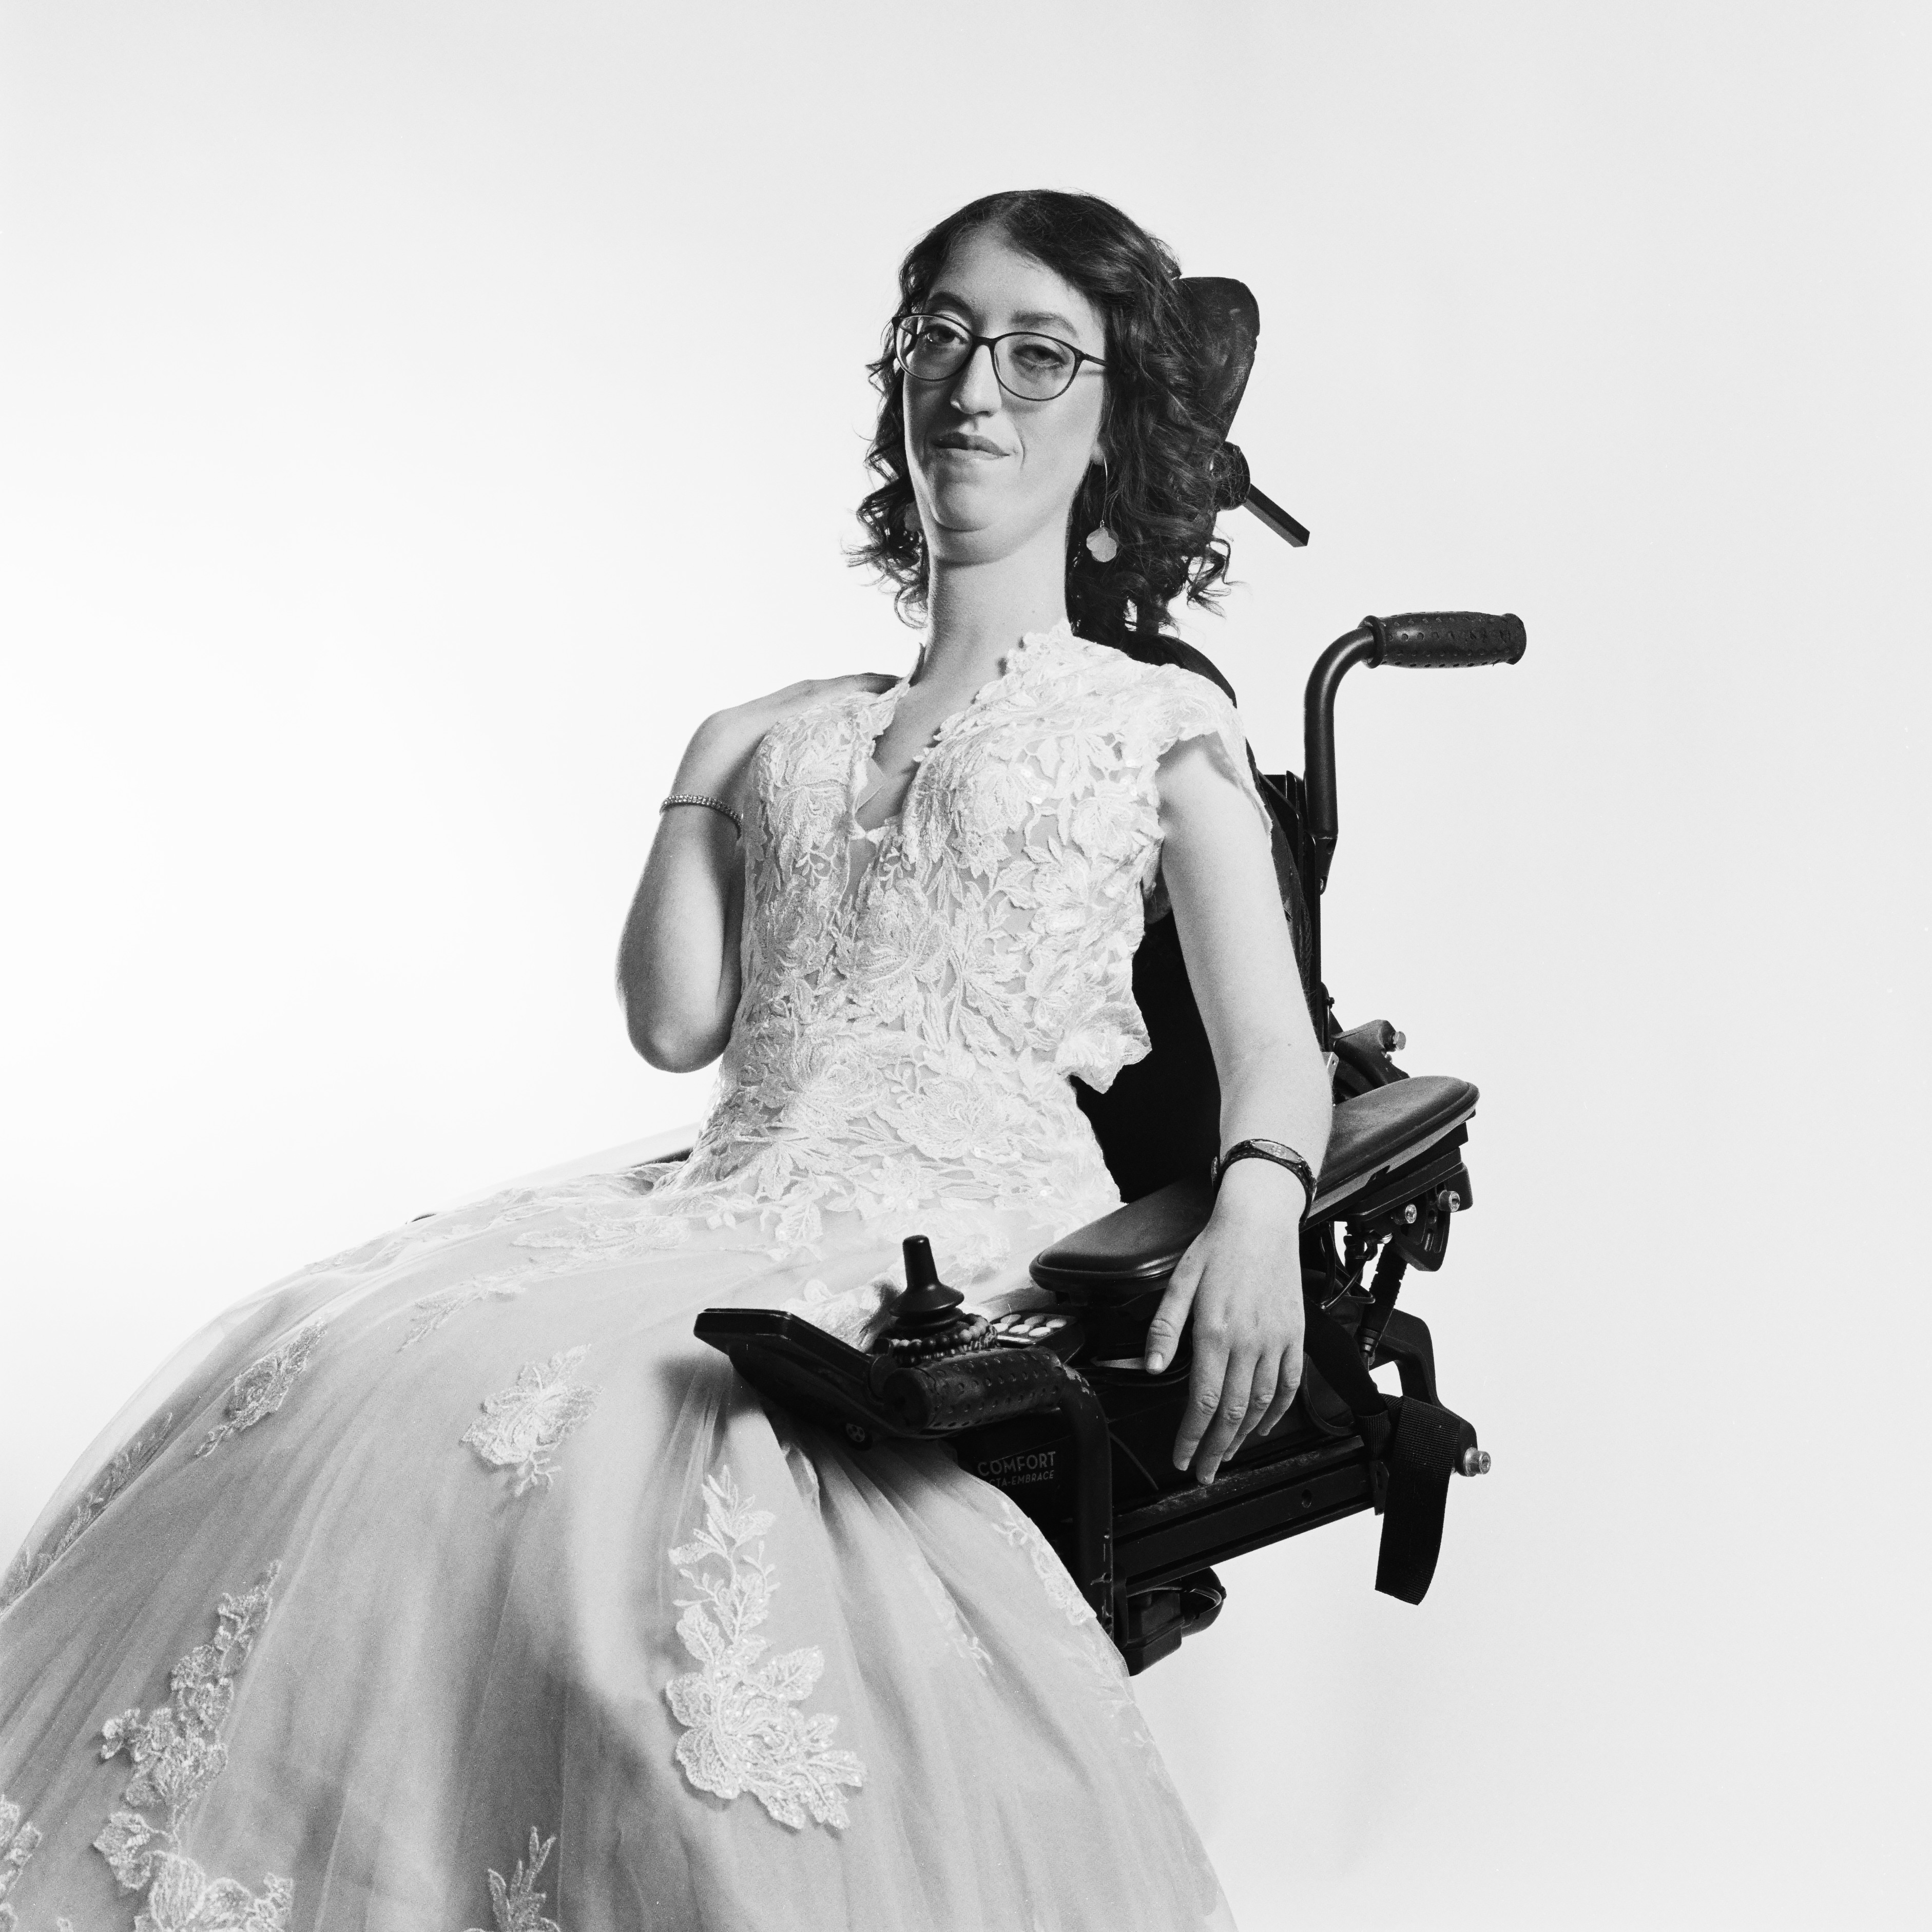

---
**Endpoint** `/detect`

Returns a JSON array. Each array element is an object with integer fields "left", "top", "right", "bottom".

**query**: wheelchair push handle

[
  {"left": 1303, "top": 610, "right": 1528, "bottom": 903},
  {"left": 1367, "top": 610, "right": 1527, "bottom": 670}
]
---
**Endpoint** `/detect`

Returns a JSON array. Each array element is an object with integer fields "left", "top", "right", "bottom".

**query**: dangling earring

[
  {"left": 1084, "top": 457, "right": 1118, "bottom": 562},
  {"left": 900, "top": 500, "right": 923, "bottom": 545}
]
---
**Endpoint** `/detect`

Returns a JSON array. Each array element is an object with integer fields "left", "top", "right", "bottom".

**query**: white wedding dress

[{"left": 0, "top": 623, "right": 1272, "bottom": 1932}]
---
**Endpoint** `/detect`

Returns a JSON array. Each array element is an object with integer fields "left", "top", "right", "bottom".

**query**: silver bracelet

[{"left": 660, "top": 792, "right": 742, "bottom": 837}]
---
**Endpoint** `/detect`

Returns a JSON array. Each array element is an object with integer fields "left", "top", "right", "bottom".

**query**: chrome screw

[
  {"left": 1458, "top": 1447, "right": 1492, "bottom": 1477},
  {"left": 1436, "top": 1188, "right": 1463, "bottom": 1212}
]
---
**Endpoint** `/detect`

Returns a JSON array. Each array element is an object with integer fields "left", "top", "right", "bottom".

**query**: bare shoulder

[{"left": 756, "top": 670, "right": 901, "bottom": 721}]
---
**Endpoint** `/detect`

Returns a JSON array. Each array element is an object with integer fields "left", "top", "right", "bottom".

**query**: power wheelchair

[{"left": 695, "top": 281, "right": 1528, "bottom": 1675}]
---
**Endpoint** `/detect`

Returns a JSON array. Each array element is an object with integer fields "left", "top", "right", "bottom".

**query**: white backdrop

[{"left": 2, "top": 4, "right": 1926, "bottom": 1927}]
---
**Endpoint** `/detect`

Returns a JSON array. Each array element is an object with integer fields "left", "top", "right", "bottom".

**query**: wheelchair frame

[{"left": 696, "top": 609, "right": 1525, "bottom": 1673}]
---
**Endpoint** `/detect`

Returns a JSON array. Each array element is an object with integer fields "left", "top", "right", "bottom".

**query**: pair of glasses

[{"left": 893, "top": 312, "right": 1107, "bottom": 402}]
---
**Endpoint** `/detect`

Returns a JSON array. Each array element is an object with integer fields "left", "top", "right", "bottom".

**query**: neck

[{"left": 916, "top": 522, "right": 1070, "bottom": 687}]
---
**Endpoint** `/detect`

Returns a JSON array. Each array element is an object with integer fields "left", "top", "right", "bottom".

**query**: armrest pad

[
  {"left": 1030, "top": 1075, "right": 1479, "bottom": 1297},
  {"left": 1030, "top": 1177, "right": 1214, "bottom": 1296},
  {"left": 1313, "top": 1075, "right": 1477, "bottom": 1210}
]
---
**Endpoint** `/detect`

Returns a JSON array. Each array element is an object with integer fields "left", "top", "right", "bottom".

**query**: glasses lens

[
  {"left": 996, "top": 333, "right": 1079, "bottom": 400},
  {"left": 898, "top": 314, "right": 972, "bottom": 380}
]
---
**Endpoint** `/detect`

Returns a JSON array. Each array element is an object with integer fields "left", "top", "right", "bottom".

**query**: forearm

[{"left": 1211, "top": 1028, "right": 1333, "bottom": 1214}]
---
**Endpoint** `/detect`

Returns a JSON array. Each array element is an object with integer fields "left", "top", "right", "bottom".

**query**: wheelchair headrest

[
  {"left": 1177, "top": 276, "right": 1308, "bottom": 545},
  {"left": 1178, "top": 277, "right": 1261, "bottom": 442}
]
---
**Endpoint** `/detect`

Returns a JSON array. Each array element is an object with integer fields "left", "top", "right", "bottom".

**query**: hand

[
  {"left": 679, "top": 673, "right": 900, "bottom": 806},
  {"left": 1143, "top": 1162, "right": 1307, "bottom": 1485}
]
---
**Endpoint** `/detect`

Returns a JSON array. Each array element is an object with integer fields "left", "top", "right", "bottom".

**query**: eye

[
  {"left": 1011, "top": 336, "right": 1076, "bottom": 376},
  {"left": 915, "top": 316, "right": 970, "bottom": 351}
]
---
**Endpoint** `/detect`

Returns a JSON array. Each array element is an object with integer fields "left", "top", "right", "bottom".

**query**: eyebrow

[{"left": 925, "top": 288, "right": 1090, "bottom": 342}]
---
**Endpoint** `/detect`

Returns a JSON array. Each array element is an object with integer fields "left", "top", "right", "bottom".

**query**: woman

[{"left": 0, "top": 191, "right": 1330, "bottom": 1932}]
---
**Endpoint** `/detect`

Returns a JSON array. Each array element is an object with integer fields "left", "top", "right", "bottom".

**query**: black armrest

[
  {"left": 1031, "top": 1075, "right": 1478, "bottom": 1297},
  {"left": 1313, "top": 1075, "right": 1477, "bottom": 1209}
]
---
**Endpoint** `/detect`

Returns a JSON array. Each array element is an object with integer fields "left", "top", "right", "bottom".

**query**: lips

[{"left": 932, "top": 433, "right": 1007, "bottom": 457}]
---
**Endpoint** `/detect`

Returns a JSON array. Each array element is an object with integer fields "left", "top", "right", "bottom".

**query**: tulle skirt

[{"left": 0, "top": 1162, "right": 1234, "bottom": 1931}]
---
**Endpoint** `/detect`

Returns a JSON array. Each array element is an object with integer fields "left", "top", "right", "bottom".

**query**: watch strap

[{"left": 1211, "top": 1138, "right": 1316, "bottom": 1212}]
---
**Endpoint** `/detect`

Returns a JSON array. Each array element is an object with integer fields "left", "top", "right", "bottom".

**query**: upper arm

[{"left": 1155, "top": 736, "right": 1323, "bottom": 1079}]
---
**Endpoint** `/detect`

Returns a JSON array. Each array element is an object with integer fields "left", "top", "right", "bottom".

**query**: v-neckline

[{"left": 849, "top": 621, "right": 1070, "bottom": 837}]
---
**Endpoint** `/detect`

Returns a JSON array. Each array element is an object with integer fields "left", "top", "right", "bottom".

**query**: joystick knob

[{"left": 881, "top": 1235, "right": 993, "bottom": 1362}]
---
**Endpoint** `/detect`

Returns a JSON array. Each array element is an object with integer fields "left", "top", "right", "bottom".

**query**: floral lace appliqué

[
  {"left": 1, "top": 1409, "right": 175, "bottom": 1611},
  {"left": 93, "top": 1563, "right": 292, "bottom": 1929},
  {"left": 993, "top": 1496, "right": 1095, "bottom": 1627},
  {"left": 664, "top": 1467, "right": 865, "bottom": 1830},
  {"left": 400, "top": 1271, "right": 531, "bottom": 1349},
  {"left": 194, "top": 1322, "right": 326, "bottom": 1459},
  {"left": 2, "top": 1791, "right": 72, "bottom": 1932},
  {"left": 462, "top": 1349, "right": 598, "bottom": 1494},
  {"left": 905, "top": 1553, "right": 992, "bottom": 1678},
  {"left": 463, "top": 1828, "right": 561, "bottom": 1932},
  {"left": 195, "top": 630, "right": 1269, "bottom": 1280}
]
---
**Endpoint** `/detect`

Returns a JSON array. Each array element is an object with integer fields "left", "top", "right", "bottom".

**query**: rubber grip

[
  {"left": 873, "top": 1347, "right": 1067, "bottom": 1433},
  {"left": 1368, "top": 611, "right": 1527, "bottom": 669}
]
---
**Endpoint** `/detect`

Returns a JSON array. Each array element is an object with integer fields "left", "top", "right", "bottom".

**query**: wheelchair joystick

[{"left": 881, "top": 1235, "right": 993, "bottom": 1362}]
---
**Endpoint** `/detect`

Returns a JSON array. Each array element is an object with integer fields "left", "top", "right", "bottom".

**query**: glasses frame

[{"left": 893, "top": 311, "right": 1108, "bottom": 403}]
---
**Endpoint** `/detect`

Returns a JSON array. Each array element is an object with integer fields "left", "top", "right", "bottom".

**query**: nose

[{"left": 946, "top": 341, "right": 1003, "bottom": 417}]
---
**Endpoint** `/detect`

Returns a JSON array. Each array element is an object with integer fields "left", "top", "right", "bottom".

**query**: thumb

[{"left": 1143, "top": 1257, "right": 1202, "bottom": 1375}]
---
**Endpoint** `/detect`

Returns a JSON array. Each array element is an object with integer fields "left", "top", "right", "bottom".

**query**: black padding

[
  {"left": 1374, "top": 1398, "right": 1476, "bottom": 1604},
  {"left": 1311, "top": 1076, "right": 1478, "bottom": 1211},
  {"left": 1107, "top": 630, "right": 1238, "bottom": 702},
  {"left": 1073, "top": 915, "right": 1222, "bottom": 1202},
  {"left": 874, "top": 1348, "right": 1067, "bottom": 1433},
  {"left": 1031, "top": 1176, "right": 1215, "bottom": 1296},
  {"left": 1177, "top": 277, "right": 1260, "bottom": 440},
  {"left": 1369, "top": 611, "right": 1527, "bottom": 670},
  {"left": 1035, "top": 1076, "right": 1478, "bottom": 1292}
]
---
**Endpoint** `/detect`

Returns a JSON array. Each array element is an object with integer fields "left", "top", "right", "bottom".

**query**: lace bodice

[{"left": 659, "top": 622, "right": 1269, "bottom": 1245}]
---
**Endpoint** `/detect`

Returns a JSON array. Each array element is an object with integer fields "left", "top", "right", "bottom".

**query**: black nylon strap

[
  {"left": 1298, "top": 1289, "right": 1392, "bottom": 1459},
  {"left": 1297, "top": 1279, "right": 1469, "bottom": 1605},
  {"left": 1373, "top": 1398, "right": 1469, "bottom": 1605}
]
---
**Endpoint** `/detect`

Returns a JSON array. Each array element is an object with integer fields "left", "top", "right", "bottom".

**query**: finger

[
  {"left": 1171, "top": 1330, "right": 1230, "bottom": 1471},
  {"left": 1256, "top": 1339, "right": 1305, "bottom": 1440},
  {"left": 1228, "top": 1356, "right": 1280, "bottom": 1459},
  {"left": 1183, "top": 1332, "right": 1253, "bottom": 1482},
  {"left": 1190, "top": 1359, "right": 1253, "bottom": 1485},
  {"left": 1143, "top": 1259, "right": 1201, "bottom": 1376}
]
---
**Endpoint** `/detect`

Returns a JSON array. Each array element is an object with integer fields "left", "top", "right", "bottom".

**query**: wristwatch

[{"left": 1210, "top": 1138, "right": 1317, "bottom": 1213}]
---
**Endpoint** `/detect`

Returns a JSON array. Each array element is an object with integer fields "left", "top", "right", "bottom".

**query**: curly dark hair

[{"left": 852, "top": 190, "right": 1233, "bottom": 648}]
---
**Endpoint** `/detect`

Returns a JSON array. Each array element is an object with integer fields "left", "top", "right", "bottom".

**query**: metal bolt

[
  {"left": 1458, "top": 1447, "right": 1492, "bottom": 1477},
  {"left": 1436, "top": 1188, "right": 1462, "bottom": 1212},
  {"left": 1402, "top": 1204, "right": 1418, "bottom": 1224},
  {"left": 1389, "top": 1031, "right": 1407, "bottom": 1052}
]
